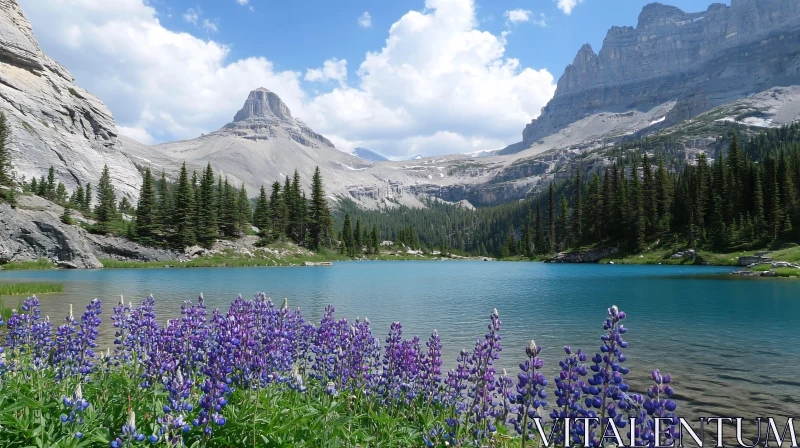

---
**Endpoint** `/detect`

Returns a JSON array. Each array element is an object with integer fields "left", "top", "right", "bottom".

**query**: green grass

[
  {"left": 0, "top": 258, "right": 58, "bottom": 271},
  {"left": 767, "top": 245, "right": 800, "bottom": 263},
  {"left": 0, "top": 300, "right": 19, "bottom": 321},
  {"left": 0, "top": 283, "right": 63, "bottom": 295}
]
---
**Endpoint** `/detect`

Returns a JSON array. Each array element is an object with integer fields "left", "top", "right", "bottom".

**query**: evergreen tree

[
  {"left": 55, "top": 182, "right": 68, "bottom": 204},
  {"left": 283, "top": 175, "right": 294, "bottom": 237},
  {"left": 0, "top": 113, "right": 11, "bottom": 186},
  {"left": 37, "top": 175, "right": 46, "bottom": 196},
  {"left": 95, "top": 165, "right": 117, "bottom": 226},
  {"left": 156, "top": 170, "right": 172, "bottom": 235},
  {"left": 46, "top": 167, "right": 56, "bottom": 200},
  {"left": 135, "top": 168, "right": 157, "bottom": 241},
  {"left": 752, "top": 168, "right": 767, "bottom": 239},
  {"left": 253, "top": 185, "right": 270, "bottom": 235},
  {"left": 219, "top": 178, "right": 237, "bottom": 237},
  {"left": 269, "top": 181, "right": 286, "bottom": 236},
  {"left": 119, "top": 197, "right": 133, "bottom": 215},
  {"left": 342, "top": 213, "right": 354, "bottom": 257},
  {"left": 535, "top": 203, "right": 544, "bottom": 255},
  {"left": 6, "top": 185, "right": 15, "bottom": 208},
  {"left": 173, "top": 162, "right": 197, "bottom": 248},
  {"left": 642, "top": 153, "right": 656, "bottom": 233},
  {"left": 654, "top": 158, "right": 671, "bottom": 232},
  {"left": 573, "top": 168, "right": 583, "bottom": 244},
  {"left": 30, "top": 177, "right": 37, "bottom": 195},
  {"left": 557, "top": 195, "right": 569, "bottom": 251},
  {"left": 197, "top": 163, "right": 218, "bottom": 247},
  {"left": 354, "top": 218, "right": 363, "bottom": 254},
  {"left": 629, "top": 161, "right": 646, "bottom": 251},
  {"left": 60, "top": 203, "right": 73, "bottom": 225},
  {"left": 83, "top": 183, "right": 92, "bottom": 213},
  {"left": 236, "top": 183, "right": 251, "bottom": 234},
  {"left": 371, "top": 224, "right": 380, "bottom": 254},
  {"left": 309, "top": 167, "right": 333, "bottom": 250},
  {"left": 522, "top": 208, "right": 534, "bottom": 258}
]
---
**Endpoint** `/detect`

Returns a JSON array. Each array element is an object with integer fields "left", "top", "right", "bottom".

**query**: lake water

[{"left": 1, "top": 261, "right": 798, "bottom": 424}]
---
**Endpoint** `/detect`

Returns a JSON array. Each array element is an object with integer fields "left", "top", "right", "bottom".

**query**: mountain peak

[{"left": 233, "top": 87, "right": 292, "bottom": 122}]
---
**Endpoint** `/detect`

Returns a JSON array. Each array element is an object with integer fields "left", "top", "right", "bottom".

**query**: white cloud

[
  {"left": 506, "top": 9, "right": 531, "bottom": 23},
  {"left": 236, "top": 0, "right": 249, "bottom": 4},
  {"left": 20, "top": 0, "right": 307, "bottom": 143},
  {"left": 20, "top": 0, "right": 556, "bottom": 159},
  {"left": 306, "top": 0, "right": 556, "bottom": 158},
  {"left": 358, "top": 11, "right": 372, "bottom": 28},
  {"left": 202, "top": 19, "right": 218, "bottom": 33},
  {"left": 505, "top": 9, "right": 547, "bottom": 27},
  {"left": 305, "top": 58, "right": 348, "bottom": 87},
  {"left": 557, "top": 0, "right": 584, "bottom": 15},
  {"left": 183, "top": 8, "right": 198, "bottom": 25}
]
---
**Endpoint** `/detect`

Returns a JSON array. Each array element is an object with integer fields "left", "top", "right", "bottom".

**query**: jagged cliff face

[
  {"left": 509, "top": 0, "right": 800, "bottom": 152},
  {"left": 0, "top": 0, "right": 141, "bottom": 199}
]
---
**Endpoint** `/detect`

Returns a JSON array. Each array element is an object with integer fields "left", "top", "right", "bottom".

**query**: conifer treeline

[
  {"left": 133, "top": 164, "right": 333, "bottom": 249},
  {"left": 339, "top": 125, "right": 800, "bottom": 257},
  {"left": 26, "top": 162, "right": 333, "bottom": 251}
]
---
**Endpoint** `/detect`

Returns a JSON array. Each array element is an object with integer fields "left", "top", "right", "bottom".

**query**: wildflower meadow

[{"left": 0, "top": 294, "right": 679, "bottom": 447}]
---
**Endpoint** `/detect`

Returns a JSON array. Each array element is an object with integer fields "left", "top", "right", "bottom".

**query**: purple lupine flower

[
  {"left": 550, "top": 346, "right": 589, "bottom": 446},
  {"left": 512, "top": 340, "right": 548, "bottom": 446},
  {"left": 465, "top": 308, "right": 503, "bottom": 441},
  {"left": 111, "top": 409, "right": 146, "bottom": 447},
  {"left": 53, "top": 305, "right": 78, "bottom": 381},
  {"left": 421, "top": 330, "right": 443, "bottom": 404},
  {"left": 75, "top": 299, "right": 102, "bottom": 381},
  {"left": 584, "top": 305, "right": 630, "bottom": 446},
  {"left": 61, "top": 383, "right": 90, "bottom": 424}
]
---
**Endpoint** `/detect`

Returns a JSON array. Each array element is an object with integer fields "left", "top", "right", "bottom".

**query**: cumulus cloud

[
  {"left": 20, "top": 0, "right": 556, "bottom": 159},
  {"left": 306, "top": 0, "right": 556, "bottom": 158},
  {"left": 557, "top": 0, "right": 584, "bottom": 15},
  {"left": 305, "top": 58, "right": 348, "bottom": 87},
  {"left": 19, "top": 0, "right": 307, "bottom": 143},
  {"left": 357, "top": 11, "right": 372, "bottom": 28}
]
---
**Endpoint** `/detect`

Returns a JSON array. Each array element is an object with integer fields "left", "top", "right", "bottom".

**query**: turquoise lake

[{"left": 1, "top": 261, "right": 798, "bottom": 422}]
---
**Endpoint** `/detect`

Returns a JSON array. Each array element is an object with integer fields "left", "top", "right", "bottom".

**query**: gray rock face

[
  {"left": 0, "top": 201, "right": 102, "bottom": 269},
  {"left": 738, "top": 255, "right": 773, "bottom": 266},
  {"left": 507, "top": 0, "right": 800, "bottom": 153},
  {"left": 0, "top": 0, "right": 141, "bottom": 200},
  {"left": 0, "top": 196, "right": 177, "bottom": 268},
  {"left": 233, "top": 88, "right": 292, "bottom": 122},
  {"left": 547, "top": 247, "right": 618, "bottom": 263}
]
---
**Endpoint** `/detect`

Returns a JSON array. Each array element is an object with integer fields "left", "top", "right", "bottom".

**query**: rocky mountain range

[
  {"left": 3, "top": 0, "right": 800, "bottom": 212},
  {"left": 0, "top": 0, "right": 141, "bottom": 200},
  {"left": 501, "top": 0, "right": 800, "bottom": 155}
]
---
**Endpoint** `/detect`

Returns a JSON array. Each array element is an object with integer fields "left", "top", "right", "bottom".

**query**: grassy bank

[
  {"left": 598, "top": 249, "right": 744, "bottom": 266},
  {"left": 0, "top": 282, "right": 63, "bottom": 295},
  {"left": 0, "top": 258, "right": 57, "bottom": 270}
]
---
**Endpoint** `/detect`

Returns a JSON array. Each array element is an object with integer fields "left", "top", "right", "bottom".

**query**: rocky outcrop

[
  {"left": 503, "top": 0, "right": 800, "bottom": 154},
  {"left": 0, "top": 201, "right": 102, "bottom": 268},
  {"left": 737, "top": 255, "right": 773, "bottom": 266},
  {"left": 0, "top": 0, "right": 141, "bottom": 200},
  {"left": 0, "top": 196, "right": 177, "bottom": 268},
  {"left": 547, "top": 247, "right": 618, "bottom": 263}
]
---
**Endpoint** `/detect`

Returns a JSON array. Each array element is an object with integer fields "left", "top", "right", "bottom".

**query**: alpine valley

[{"left": 3, "top": 0, "right": 800, "bottom": 267}]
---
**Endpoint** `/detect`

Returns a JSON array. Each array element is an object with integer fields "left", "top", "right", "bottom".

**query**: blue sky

[
  {"left": 158, "top": 0, "right": 718, "bottom": 89},
  {"left": 22, "top": 0, "right": 728, "bottom": 159}
]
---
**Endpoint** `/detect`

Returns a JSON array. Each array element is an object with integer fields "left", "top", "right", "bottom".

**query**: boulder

[
  {"left": 0, "top": 202, "right": 102, "bottom": 269},
  {"left": 737, "top": 256, "right": 772, "bottom": 266},
  {"left": 548, "top": 247, "right": 618, "bottom": 263},
  {"left": 760, "top": 270, "right": 778, "bottom": 277}
]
